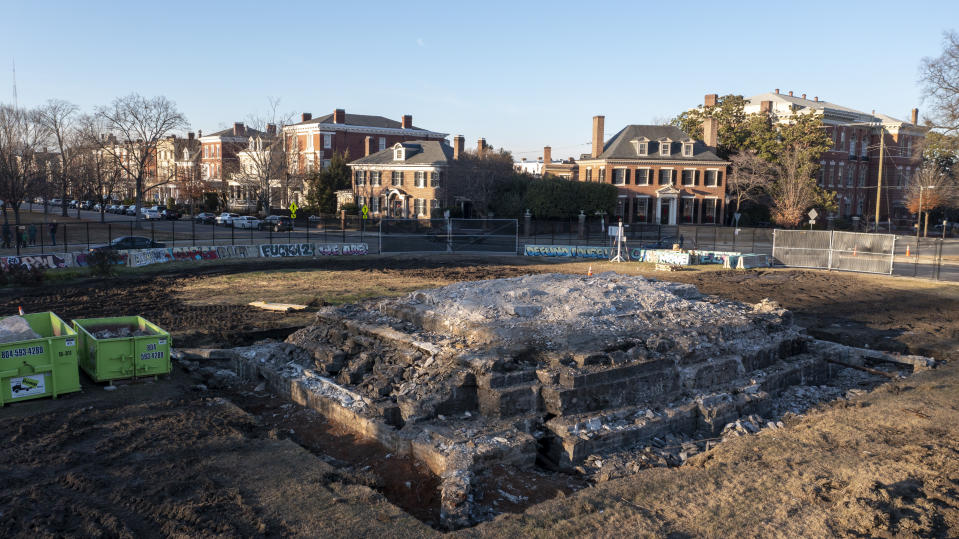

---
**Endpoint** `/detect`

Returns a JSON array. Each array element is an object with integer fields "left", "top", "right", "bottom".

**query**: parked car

[
  {"left": 161, "top": 208, "right": 181, "bottom": 220},
  {"left": 259, "top": 215, "right": 294, "bottom": 232},
  {"left": 125, "top": 204, "right": 138, "bottom": 216},
  {"left": 142, "top": 208, "right": 162, "bottom": 220},
  {"left": 232, "top": 216, "right": 261, "bottom": 229},
  {"left": 68, "top": 200, "right": 79, "bottom": 209},
  {"left": 194, "top": 212, "right": 216, "bottom": 225},
  {"left": 49, "top": 198, "right": 62, "bottom": 207},
  {"left": 89, "top": 236, "right": 166, "bottom": 252},
  {"left": 215, "top": 212, "right": 240, "bottom": 226}
]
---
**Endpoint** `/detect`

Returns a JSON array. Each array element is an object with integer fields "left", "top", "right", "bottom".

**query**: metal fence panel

[
  {"left": 380, "top": 218, "right": 517, "bottom": 254},
  {"left": 773, "top": 230, "right": 832, "bottom": 269},
  {"left": 831, "top": 231, "right": 896, "bottom": 274},
  {"left": 773, "top": 229, "right": 895, "bottom": 274}
]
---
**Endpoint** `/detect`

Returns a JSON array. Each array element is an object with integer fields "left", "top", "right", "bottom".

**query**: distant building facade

[
  {"left": 574, "top": 116, "right": 729, "bottom": 225},
  {"left": 736, "top": 90, "right": 928, "bottom": 223}
]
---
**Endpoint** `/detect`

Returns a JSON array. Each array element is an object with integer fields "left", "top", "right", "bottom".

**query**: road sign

[
  {"left": 808, "top": 208, "right": 818, "bottom": 220},
  {"left": 361, "top": 205, "right": 369, "bottom": 219},
  {"left": 733, "top": 212, "right": 741, "bottom": 225},
  {"left": 289, "top": 201, "right": 298, "bottom": 218}
]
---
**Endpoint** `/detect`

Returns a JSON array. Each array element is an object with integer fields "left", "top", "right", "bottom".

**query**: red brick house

[
  {"left": 572, "top": 116, "right": 729, "bottom": 225},
  {"left": 283, "top": 109, "right": 447, "bottom": 174}
]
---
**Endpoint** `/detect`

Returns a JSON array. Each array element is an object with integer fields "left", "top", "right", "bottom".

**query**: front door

[{"left": 660, "top": 199, "right": 671, "bottom": 225}]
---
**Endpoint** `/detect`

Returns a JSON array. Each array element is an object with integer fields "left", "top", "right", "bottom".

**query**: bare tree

[
  {"left": 727, "top": 150, "right": 774, "bottom": 214},
  {"left": 96, "top": 94, "right": 187, "bottom": 226},
  {"left": 0, "top": 105, "right": 50, "bottom": 226},
  {"left": 920, "top": 31, "right": 959, "bottom": 134},
  {"left": 233, "top": 99, "right": 293, "bottom": 214},
  {"left": 905, "top": 164, "right": 956, "bottom": 236},
  {"left": 768, "top": 144, "right": 832, "bottom": 227},
  {"left": 36, "top": 99, "right": 80, "bottom": 218},
  {"left": 75, "top": 114, "right": 126, "bottom": 223}
]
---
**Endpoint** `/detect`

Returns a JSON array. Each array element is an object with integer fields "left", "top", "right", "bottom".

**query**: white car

[
  {"left": 232, "top": 216, "right": 261, "bottom": 229},
  {"left": 142, "top": 208, "right": 161, "bottom": 220},
  {"left": 215, "top": 212, "right": 240, "bottom": 226}
]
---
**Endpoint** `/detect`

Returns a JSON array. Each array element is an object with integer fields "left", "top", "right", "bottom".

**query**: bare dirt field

[{"left": 1, "top": 255, "right": 958, "bottom": 537}]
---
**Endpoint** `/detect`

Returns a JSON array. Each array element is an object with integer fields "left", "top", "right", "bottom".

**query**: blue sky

[{"left": 2, "top": 0, "right": 956, "bottom": 160}]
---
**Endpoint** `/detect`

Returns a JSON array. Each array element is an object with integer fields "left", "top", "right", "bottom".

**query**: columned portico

[
  {"left": 386, "top": 188, "right": 409, "bottom": 218},
  {"left": 656, "top": 185, "right": 679, "bottom": 225}
]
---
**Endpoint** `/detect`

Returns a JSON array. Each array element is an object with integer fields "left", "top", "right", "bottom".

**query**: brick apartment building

[
  {"left": 283, "top": 109, "right": 447, "bottom": 175},
  {"left": 737, "top": 90, "right": 928, "bottom": 224},
  {"left": 541, "top": 146, "right": 579, "bottom": 180},
  {"left": 574, "top": 116, "right": 729, "bottom": 225},
  {"left": 347, "top": 135, "right": 468, "bottom": 218},
  {"left": 199, "top": 122, "right": 272, "bottom": 208}
]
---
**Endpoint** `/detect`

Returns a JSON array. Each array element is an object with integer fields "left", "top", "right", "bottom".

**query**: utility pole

[{"left": 874, "top": 125, "right": 885, "bottom": 233}]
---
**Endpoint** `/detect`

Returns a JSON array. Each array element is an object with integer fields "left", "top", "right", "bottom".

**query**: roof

[
  {"left": 349, "top": 140, "right": 454, "bottom": 166},
  {"left": 295, "top": 112, "right": 425, "bottom": 130},
  {"left": 594, "top": 125, "right": 725, "bottom": 162},
  {"left": 204, "top": 126, "right": 267, "bottom": 139}
]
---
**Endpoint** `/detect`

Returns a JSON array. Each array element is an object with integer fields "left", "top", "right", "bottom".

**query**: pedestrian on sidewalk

[
  {"left": 49, "top": 220, "right": 58, "bottom": 246},
  {"left": 28, "top": 223, "right": 37, "bottom": 246},
  {"left": 1, "top": 223, "right": 10, "bottom": 249},
  {"left": 18, "top": 227, "right": 28, "bottom": 249}
]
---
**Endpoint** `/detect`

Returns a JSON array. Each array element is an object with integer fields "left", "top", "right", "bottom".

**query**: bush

[
  {"left": 1, "top": 264, "right": 46, "bottom": 286},
  {"left": 340, "top": 202, "right": 359, "bottom": 215},
  {"left": 86, "top": 250, "right": 124, "bottom": 276}
]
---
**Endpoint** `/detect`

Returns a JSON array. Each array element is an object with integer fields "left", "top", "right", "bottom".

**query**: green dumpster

[
  {"left": 0, "top": 312, "right": 81, "bottom": 406},
  {"left": 74, "top": 316, "right": 172, "bottom": 383}
]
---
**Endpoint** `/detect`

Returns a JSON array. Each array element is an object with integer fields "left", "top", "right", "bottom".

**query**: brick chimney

[
  {"left": 266, "top": 123, "right": 276, "bottom": 136},
  {"left": 814, "top": 96, "right": 819, "bottom": 102},
  {"left": 453, "top": 135, "right": 464, "bottom": 160},
  {"left": 543, "top": 146, "right": 552, "bottom": 164},
  {"left": 233, "top": 122, "right": 245, "bottom": 136},
  {"left": 198, "top": 129, "right": 202, "bottom": 138},
  {"left": 188, "top": 132, "right": 195, "bottom": 140},
  {"left": 760, "top": 100, "right": 773, "bottom": 114},
  {"left": 333, "top": 109, "right": 346, "bottom": 124},
  {"left": 703, "top": 117, "right": 718, "bottom": 150},
  {"left": 364, "top": 136, "right": 373, "bottom": 157},
  {"left": 704, "top": 94, "right": 718, "bottom": 107},
  {"left": 401, "top": 115, "right": 412, "bottom": 129},
  {"left": 477, "top": 138, "right": 487, "bottom": 155},
  {"left": 911, "top": 108, "right": 919, "bottom": 125},
  {"left": 774, "top": 88, "right": 780, "bottom": 94},
  {"left": 591, "top": 115, "right": 605, "bottom": 158},
  {"left": 301, "top": 112, "right": 312, "bottom": 122},
  {"left": 788, "top": 91, "right": 793, "bottom": 97},
  {"left": 802, "top": 93, "right": 806, "bottom": 99}
]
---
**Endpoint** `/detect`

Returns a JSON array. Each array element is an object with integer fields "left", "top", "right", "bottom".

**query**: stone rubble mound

[{"left": 0, "top": 316, "right": 41, "bottom": 344}]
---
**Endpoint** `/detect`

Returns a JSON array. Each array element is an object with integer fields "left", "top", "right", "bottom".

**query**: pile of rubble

[
  {"left": 0, "top": 316, "right": 41, "bottom": 344},
  {"left": 222, "top": 272, "right": 932, "bottom": 529}
]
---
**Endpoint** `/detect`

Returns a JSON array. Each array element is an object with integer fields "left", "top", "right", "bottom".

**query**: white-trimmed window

[
  {"left": 705, "top": 169, "right": 719, "bottom": 186},
  {"left": 659, "top": 168, "right": 673, "bottom": 185},
  {"left": 703, "top": 198, "right": 718, "bottom": 224},
  {"left": 681, "top": 169, "right": 696, "bottom": 186},
  {"left": 838, "top": 164, "right": 844, "bottom": 187},
  {"left": 371, "top": 171, "right": 381, "bottom": 186},
  {"left": 392, "top": 171, "right": 404, "bottom": 186},
  {"left": 635, "top": 168, "right": 650, "bottom": 185},
  {"left": 378, "top": 137, "right": 386, "bottom": 151},
  {"left": 371, "top": 196, "right": 380, "bottom": 212},
  {"left": 660, "top": 142, "right": 670, "bottom": 156},
  {"left": 415, "top": 171, "right": 426, "bottom": 187},
  {"left": 430, "top": 171, "right": 440, "bottom": 187},
  {"left": 859, "top": 167, "right": 866, "bottom": 187},
  {"left": 598, "top": 167, "right": 606, "bottom": 182},
  {"left": 847, "top": 166, "right": 854, "bottom": 187},
  {"left": 612, "top": 168, "right": 627, "bottom": 185},
  {"left": 394, "top": 147, "right": 405, "bottom": 160},
  {"left": 840, "top": 130, "right": 846, "bottom": 151},
  {"left": 585, "top": 168, "right": 592, "bottom": 182},
  {"left": 355, "top": 170, "right": 366, "bottom": 186},
  {"left": 635, "top": 196, "right": 650, "bottom": 222},
  {"left": 615, "top": 195, "right": 626, "bottom": 216},
  {"left": 306, "top": 155, "right": 315, "bottom": 173},
  {"left": 321, "top": 159, "right": 330, "bottom": 169},
  {"left": 414, "top": 198, "right": 426, "bottom": 217},
  {"left": 682, "top": 142, "right": 693, "bottom": 157},
  {"left": 323, "top": 134, "right": 332, "bottom": 149},
  {"left": 638, "top": 142, "right": 648, "bottom": 156},
  {"left": 860, "top": 136, "right": 868, "bottom": 157}
]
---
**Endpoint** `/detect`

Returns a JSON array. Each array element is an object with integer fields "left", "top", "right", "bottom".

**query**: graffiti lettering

[
  {"left": 259, "top": 243, "right": 315, "bottom": 258},
  {"left": 0, "top": 254, "right": 68, "bottom": 271}
]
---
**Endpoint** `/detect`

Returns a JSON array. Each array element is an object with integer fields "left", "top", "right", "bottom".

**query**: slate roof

[
  {"left": 295, "top": 112, "right": 428, "bottom": 131},
  {"left": 204, "top": 126, "right": 267, "bottom": 139},
  {"left": 595, "top": 125, "right": 725, "bottom": 162},
  {"left": 349, "top": 140, "right": 454, "bottom": 166}
]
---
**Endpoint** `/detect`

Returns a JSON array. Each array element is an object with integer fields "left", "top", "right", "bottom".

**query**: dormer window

[
  {"left": 682, "top": 142, "right": 693, "bottom": 157},
  {"left": 638, "top": 142, "right": 648, "bottom": 156},
  {"left": 660, "top": 141, "right": 671, "bottom": 156},
  {"left": 393, "top": 143, "right": 406, "bottom": 161}
]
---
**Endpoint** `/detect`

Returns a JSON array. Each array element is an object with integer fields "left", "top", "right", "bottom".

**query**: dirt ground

[{"left": 1, "top": 255, "right": 958, "bottom": 537}]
